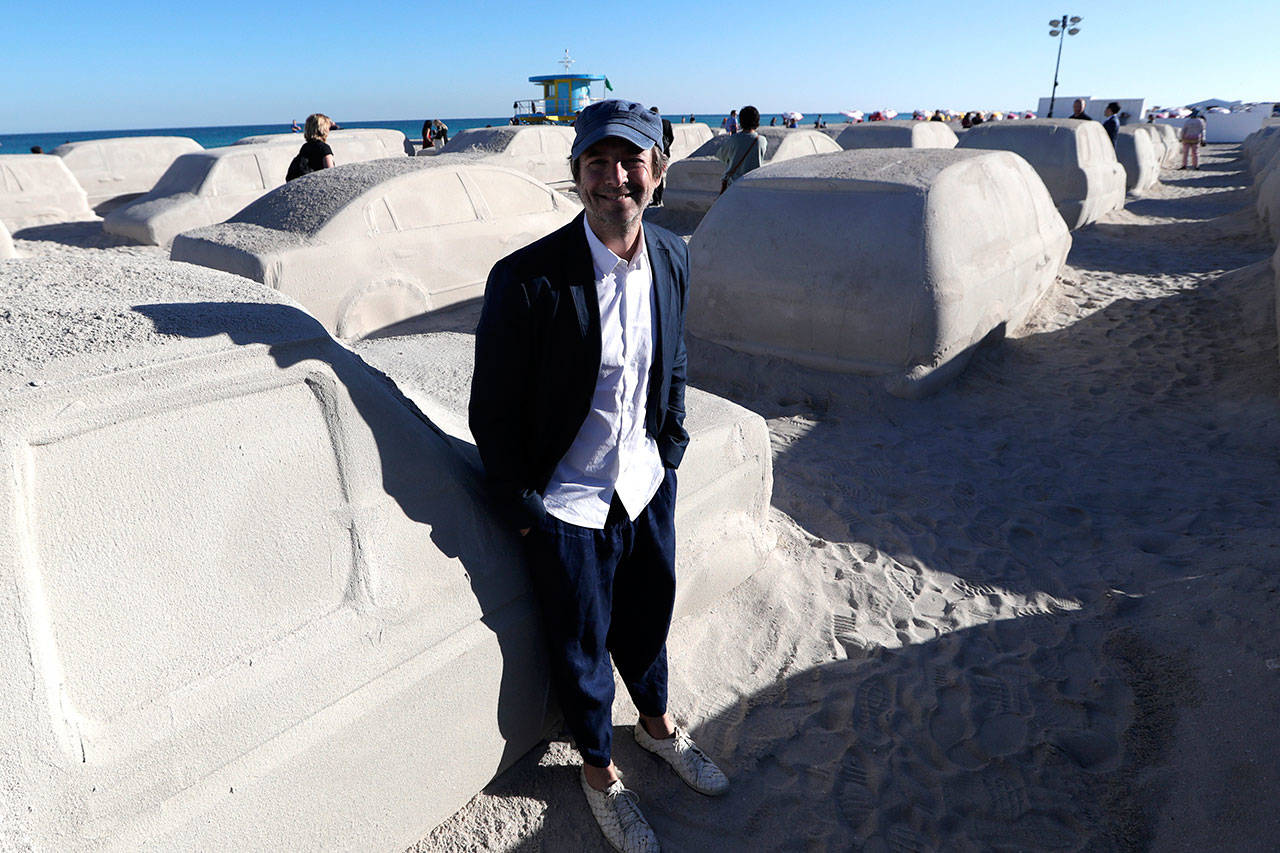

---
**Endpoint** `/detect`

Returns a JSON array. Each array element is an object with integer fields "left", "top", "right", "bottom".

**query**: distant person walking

[
  {"left": 1102, "top": 102, "right": 1121, "bottom": 146},
  {"left": 717, "top": 105, "right": 765, "bottom": 192},
  {"left": 286, "top": 113, "right": 336, "bottom": 180},
  {"left": 1068, "top": 98, "right": 1093, "bottom": 121},
  {"left": 1180, "top": 110, "right": 1207, "bottom": 169},
  {"left": 290, "top": 119, "right": 301, "bottom": 133},
  {"left": 433, "top": 119, "right": 449, "bottom": 146},
  {"left": 725, "top": 109, "right": 738, "bottom": 134}
]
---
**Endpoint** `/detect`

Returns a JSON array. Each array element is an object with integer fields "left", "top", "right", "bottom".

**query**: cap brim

[{"left": 571, "top": 123, "right": 659, "bottom": 160}]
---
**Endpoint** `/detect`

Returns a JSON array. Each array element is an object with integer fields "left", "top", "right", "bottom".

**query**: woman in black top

[{"left": 300, "top": 113, "right": 336, "bottom": 171}]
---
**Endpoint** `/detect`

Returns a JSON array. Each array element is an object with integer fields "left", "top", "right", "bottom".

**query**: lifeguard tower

[{"left": 513, "top": 50, "right": 607, "bottom": 125}]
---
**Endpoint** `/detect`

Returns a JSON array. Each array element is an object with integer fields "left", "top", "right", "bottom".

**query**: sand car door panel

[
  {"left": 378, "top": 172, "right": 481, "bottom": 307},
  {"left": 460, "top": 170, "right": 560, "bottom": 266}
]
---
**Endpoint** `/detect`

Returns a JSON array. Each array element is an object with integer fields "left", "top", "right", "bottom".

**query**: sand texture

[
  {"left": 5, "top": 145, "right": 1278, "bottom": 853},
  {"left": 412, "top": 145, "right": 1280, "bottom": 851}
]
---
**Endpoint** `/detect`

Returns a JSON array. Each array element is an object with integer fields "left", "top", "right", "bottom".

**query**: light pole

[{"left": 1046, "top": 14, "right": 1082, "bottom": 118}]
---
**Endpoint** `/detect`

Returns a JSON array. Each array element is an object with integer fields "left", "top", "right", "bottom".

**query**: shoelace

[
  {"left": 606, "top": 786, "right": 647, "bottom": 835},
  {"left": 671, "top": 728, "right": 717, "bottom": 778}
]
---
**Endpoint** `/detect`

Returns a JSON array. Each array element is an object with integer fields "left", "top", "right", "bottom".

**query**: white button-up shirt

[{"left": 541, "top": 219, "right": 665, "bottom": 529}]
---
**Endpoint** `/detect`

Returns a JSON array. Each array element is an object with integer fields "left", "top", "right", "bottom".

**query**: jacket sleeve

[
  {"left": 468, "top": 261, "right": 547, "bottom": 529},
  {"left": 658, "top": 238, "right": 690, "bottom": 469}
]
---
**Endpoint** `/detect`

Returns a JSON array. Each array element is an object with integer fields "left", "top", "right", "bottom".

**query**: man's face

[
  {"left": 575, "top": 137, "right": 659, "bottom": 232},
  {"left": 1073, "top": 99, "right": 1086, "bottom": 115}
]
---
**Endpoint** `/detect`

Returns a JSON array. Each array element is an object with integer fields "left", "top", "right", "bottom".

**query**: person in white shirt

[
  {"left": 1180, "top": 111, "right": 1207, "bottom": 169},
  {"left": 470, "top": 99, "right": 727, "bottom": 853}
]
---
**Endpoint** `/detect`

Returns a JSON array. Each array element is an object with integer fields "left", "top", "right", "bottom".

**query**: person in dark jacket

[
  {"left": 299, "top": 113, "right": 335, "bottom": 171},
  {"left": 1069, "top": 98, "right": 1093, "bottom": 121},
  {"left": 470, "top": 99, "right": 727, "bottom": 853},
  {"left": 648, "top": 105, "right": 674, "bottom": 206},
  {"left": 1102, "top": 102, "right": 1121, "bottom": 145}
]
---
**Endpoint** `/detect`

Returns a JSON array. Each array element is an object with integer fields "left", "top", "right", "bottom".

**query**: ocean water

[{"left": 0, "top": 113, "right": 905, "bottom": 155}]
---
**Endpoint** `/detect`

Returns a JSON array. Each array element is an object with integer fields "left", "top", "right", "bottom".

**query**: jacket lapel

[{"left": 564, "top": 213, "right": 598, "bottom": 337}]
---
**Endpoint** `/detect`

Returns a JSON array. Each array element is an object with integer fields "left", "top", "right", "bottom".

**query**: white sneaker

[
  {"left": 633, "top": 723, "right": 729, "bottom": 796},
  {"left": 579, "top": 769, "right": 661, "bottom": 853}
]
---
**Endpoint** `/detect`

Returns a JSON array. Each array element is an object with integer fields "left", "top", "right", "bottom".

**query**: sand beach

[
  {"left": 8, "top": 142, "right": 1279, "bottom": 851},
  {"left": 402, "top": 144, "right": 1279, "bottom": 851}
]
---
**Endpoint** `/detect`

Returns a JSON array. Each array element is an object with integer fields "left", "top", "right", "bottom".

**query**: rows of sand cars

[
  {"left": 0, "top": 122, "right": 775, "bottom": 850},
  {"left": 0, "top": 111, "right": 1210, "bottom": 848}
]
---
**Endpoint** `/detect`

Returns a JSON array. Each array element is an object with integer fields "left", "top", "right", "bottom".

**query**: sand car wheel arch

[{"left": 336, "top": 278, "right": 432, "bottom": 340}]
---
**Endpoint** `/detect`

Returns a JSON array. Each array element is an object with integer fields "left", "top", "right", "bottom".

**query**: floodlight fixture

[{"left": 1046, "top": 12, "right": 1084, "bottom": 118}]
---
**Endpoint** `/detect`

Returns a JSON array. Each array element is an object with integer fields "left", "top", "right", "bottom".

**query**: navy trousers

[{"left": 523, "top": 467, "right": 678, "bottom": 768}]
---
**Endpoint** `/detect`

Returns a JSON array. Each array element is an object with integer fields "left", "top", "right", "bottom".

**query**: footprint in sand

[
  {"left": 836, "top": 759, "right": 876, "bottom": 827},
  {"left": 854, "top": 676, "right": 893, "bottom": 730}
]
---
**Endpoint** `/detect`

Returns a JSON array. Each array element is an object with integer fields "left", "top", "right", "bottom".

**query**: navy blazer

[{"left": 468, "top": 212, "right": 690, "bottom": 528}]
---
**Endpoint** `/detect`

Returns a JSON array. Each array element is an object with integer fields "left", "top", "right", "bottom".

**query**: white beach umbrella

[
  {"left": 841, "top": 109, "right": 863, "bottom": 120},
  {"left": 882, "top": 109, "right": 898, "bottom": 119},
  {"left": 783, "top": 111, "right": 804, "bottom": 121}
]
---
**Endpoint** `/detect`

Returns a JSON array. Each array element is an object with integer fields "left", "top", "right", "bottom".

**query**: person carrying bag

[{"left": 717, "top": 105, "right": 766, "bottom": 193}]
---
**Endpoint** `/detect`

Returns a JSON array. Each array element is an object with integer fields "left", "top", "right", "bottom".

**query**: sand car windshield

[{"left": 149, "top": 155, "right": 215, "bottom": 196}]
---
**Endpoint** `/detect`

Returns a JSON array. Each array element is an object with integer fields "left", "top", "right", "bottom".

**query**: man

[
  {"left": 1068, "top": 98, "right": 1093, "bottom": 121},
  {"left": 717, "top": 105, "right": 766, "bottom": 192},
  {"left": 648, "top": 105, "right": 674, "bottom": 207},
  {"left": 1102, "top": 102, "right": 1121, "bottom": 146},
  {"left": 469, "top": 99, "right": 728, "bottom": 853}
]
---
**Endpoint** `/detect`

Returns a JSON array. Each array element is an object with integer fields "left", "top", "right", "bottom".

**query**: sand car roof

[
  {"left": 224, "top": 157, "right": 457, "bottom": 240},
  {"left": 743, "top": 148, "right": 986, "bottom": 190},
  {"left": 444, "top": 125, "right": 571, "bottom": 155},
  {"left": 686, "top": 127, "right": 836, "bottom": 160},
  {"left": 213, "top": 156, "right": 563, "bottom": 249},
  {"left": 0, "top": 254, "right": 327, "bottom": 386}
]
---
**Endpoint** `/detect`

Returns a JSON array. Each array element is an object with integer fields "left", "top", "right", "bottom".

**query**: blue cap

[{"left": 571, "top": 99, "right": 663, "bottom": 160}]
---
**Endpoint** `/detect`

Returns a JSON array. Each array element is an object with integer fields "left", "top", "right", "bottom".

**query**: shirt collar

[{"left": 584, "top": 216, "right": 648, "bottom": 281}]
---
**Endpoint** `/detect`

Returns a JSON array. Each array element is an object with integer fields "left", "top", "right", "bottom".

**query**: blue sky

[{"left": 4, "top": 0, "right": 1277, "bottom": 132}]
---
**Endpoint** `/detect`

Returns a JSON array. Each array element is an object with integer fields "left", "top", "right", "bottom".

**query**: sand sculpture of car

[
  {"left": 834, "top": 121, "right": 958, "bottom": 150},
  {"left": 355, "top": 331, "right": 776, "bottom": 618},
  {"left": 171, "top": 158, "right": 581, "bottom": 339},
  {"left": 427, "top": 125, "right": 576, "bottom": 188},
  {"left": 1255, "top": 165, "right": 1280, "bottom": 242},
  {"left": 687, "top": 148, "right": 1071, "bottom": 398},
  {"left": 102, "top": 144, "right": 304, "bottom": 247},
  {"left": 0, "top": 221, "right": 14, "bottom": 259},
  {"left": 51, "top": 136, "right": 203, "bottom": 213},
  {"left": 234, "top": 127, "right": 415, "bottom": 158},
  {"left": 0, "top": 252, "right": 773, "bottom": 851},
  {"left": 669, "top": 122, "right": 714, "bottom": 161},
  {"left": 0, "top": 154, "right": 94, "bottom": 232},
  {"left": 104, "top": 134, "right": 411, "bottom": 247},
  {"left": 957, "top": 118, "right": 1125, "bottom": 229},
  {"left": 1244, "top": 125, "right": 1280, "bottom": 174},
  {"left": 1150, "top": 122, "right": 1180, "bottom": 167},
  {"left": 1115, "top": 125, "right": 1162, "bottom": 195},
  {"left": 1249, "top": 131, "right": 1280, "bottom": 193},
  {"left": 663, "top": 128, "right": 842, "bottom": 214}
]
